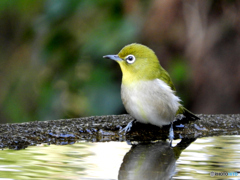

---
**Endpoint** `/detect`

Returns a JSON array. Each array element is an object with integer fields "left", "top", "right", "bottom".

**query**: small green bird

[{"left": 103, "top": 43, "right": 198, "bottom": 139}]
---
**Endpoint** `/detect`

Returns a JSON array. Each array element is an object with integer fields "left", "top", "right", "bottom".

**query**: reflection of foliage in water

[
  {"left": 0, "top": 143, "right": 94, "bottom": 179},
  {"left": 0, "top": 136, "right": 240, "bottom": 179}
]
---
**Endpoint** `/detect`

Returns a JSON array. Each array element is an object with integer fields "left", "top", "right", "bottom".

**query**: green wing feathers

[
  {"left": 159, "top": 66, "right": 199, "bottom": 121},
  {"left": 158, "top": 67, "right": 176, "bottom": 91}
]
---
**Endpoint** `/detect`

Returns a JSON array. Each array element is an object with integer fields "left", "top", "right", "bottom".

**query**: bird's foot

[
  {"left": 169, "top": 122, "right": 174, "bottom": 147},
  {"left": 119, "top": 120, "right": 135, "bottom": 134}
]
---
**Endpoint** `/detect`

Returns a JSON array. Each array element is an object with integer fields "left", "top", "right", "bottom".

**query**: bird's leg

[
  {"left": 119, "top": 120, "right": 135, "bottom": 134},
  {"left": 169, "top": 122, "right": 174, "bottom": 147}
]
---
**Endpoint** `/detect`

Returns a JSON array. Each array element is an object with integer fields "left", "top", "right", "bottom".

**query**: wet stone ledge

[{"left": 0, "top": 114, "right": 239, "bottom": 150}]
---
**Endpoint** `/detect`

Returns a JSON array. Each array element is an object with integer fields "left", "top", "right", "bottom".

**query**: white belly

[{"left": 121, "top": 79, "right": 181, "bottom": 127}]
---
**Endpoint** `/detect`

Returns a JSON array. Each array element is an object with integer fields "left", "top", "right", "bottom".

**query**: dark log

[{"left": 0, "top": 114, "right": 239, "bottom": 150}]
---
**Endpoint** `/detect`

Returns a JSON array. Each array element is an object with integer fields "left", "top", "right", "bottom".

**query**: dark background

[{"left": 0, "top": 0, "right": 239, "bottom": 124}]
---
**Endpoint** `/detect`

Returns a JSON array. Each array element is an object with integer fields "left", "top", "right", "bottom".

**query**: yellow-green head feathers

[
  {"left": 117, "top": 43, "right": 161, "bottom": 83},
  {"left": 103, "top": 43, "right": 176, "bottom": 90}
]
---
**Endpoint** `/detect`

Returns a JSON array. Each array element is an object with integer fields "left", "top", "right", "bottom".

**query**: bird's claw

[{"left": 119, "top": 120, "right": 134, "bottom": 134}]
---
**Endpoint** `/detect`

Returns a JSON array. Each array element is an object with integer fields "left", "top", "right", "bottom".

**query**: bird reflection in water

[{"left": 118, "top": 138, "right": 195, "bottom": 180}]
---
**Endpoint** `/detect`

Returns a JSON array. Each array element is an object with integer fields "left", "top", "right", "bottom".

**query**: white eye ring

[{"left": 126, "top": 55, "right": 135, "bottom": 64}]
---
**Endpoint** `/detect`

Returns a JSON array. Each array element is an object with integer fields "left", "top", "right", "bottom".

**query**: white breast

[{"left": 121, "top": 79, "right": 181, "bottom": 127}]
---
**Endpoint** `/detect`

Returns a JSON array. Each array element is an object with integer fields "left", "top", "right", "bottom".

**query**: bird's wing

[
  {"left": 158, "top": 67, "right": 199, "bottom": 121},
  {"left": 158, "top": 67, "right": 176, "bottom": 91}
]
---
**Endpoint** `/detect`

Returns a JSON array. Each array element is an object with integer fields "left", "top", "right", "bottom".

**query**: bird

[{"left": 103, "top": 43, "right": 199, "bottom": 142}]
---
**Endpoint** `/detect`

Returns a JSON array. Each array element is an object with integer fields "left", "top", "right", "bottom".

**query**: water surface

[{"left": 0, "top": 135, "right": 240, "bottom": 179}]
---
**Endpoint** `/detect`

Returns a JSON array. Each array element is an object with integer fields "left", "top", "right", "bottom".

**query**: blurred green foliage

[
  {"left": 0, "top": 0, "right": 239, "bottom": 123},
  {"left": 0, "top": 0, "right": 142, "bottom": 123}
]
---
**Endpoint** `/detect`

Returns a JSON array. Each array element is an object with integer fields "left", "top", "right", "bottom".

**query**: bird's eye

[{"left": 126, "top": 55, "right": 135, "bottom": 64}]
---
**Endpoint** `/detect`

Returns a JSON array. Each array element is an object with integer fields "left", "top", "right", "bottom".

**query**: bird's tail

[
  {"left": 175, "top": 107, "right": 199, "bottom": 125},
  {"left": 183, "top": 108, "right": 199, "bottom": 120}
]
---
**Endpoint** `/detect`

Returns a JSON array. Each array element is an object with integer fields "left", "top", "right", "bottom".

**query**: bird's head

[{"left": 103, "top": 43, "right": 162, "bottom": 84}]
